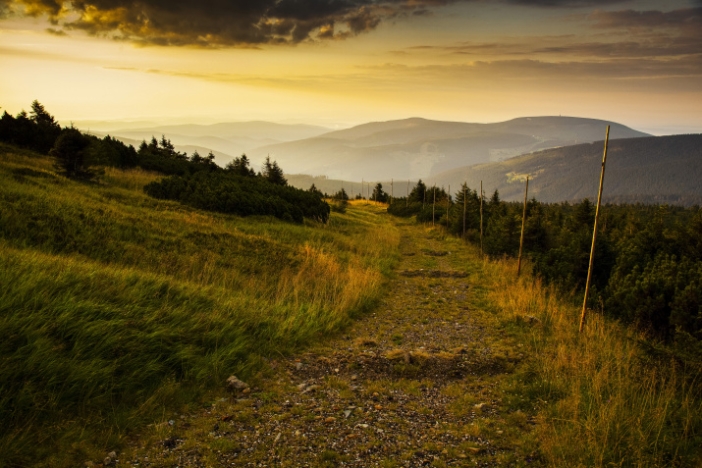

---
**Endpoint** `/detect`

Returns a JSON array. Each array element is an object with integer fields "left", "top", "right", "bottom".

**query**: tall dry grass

[
  {"left": 483, "top": 257, "right": 702, "bottom": 467},
  {"left": 0, "top": 148, "right": 400, "bottom": 466}
]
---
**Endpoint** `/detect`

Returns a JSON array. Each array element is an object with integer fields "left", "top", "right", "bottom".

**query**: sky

[{"left": 1, "top": 0, "right": 700, "bottom": 134}]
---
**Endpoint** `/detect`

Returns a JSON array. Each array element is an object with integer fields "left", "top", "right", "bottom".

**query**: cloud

[
  {"left": 0, "top": 0, "right": 464, "bottom": 46},
  {"left": 505, "top": 0, "right": 629, "bottom": 6},
  {"left": 401, "top": 7, "right": 702, "bottom": 60},
  {"left": 45, "top": 26, "right": 66, "bottom": 35},
  {"left": 0, "top": 0, "right": 651, "bottom": 47},
  {"left": 588, "top": 7, "right": 702, "bottom": 30}
]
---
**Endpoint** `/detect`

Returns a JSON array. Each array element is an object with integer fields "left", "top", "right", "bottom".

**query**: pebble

[
  {"left": 225, "top": 375, "right": 249, "bottom": 392},
  {"left": 344, "top": 410, "right": 352, "bottom": 418},
  {"left": 103, "top": 457, "right": 111, "bottom": 466}
]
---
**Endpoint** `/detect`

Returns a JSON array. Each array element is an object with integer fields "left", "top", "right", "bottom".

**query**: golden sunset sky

[{"left": 1, "top": 0, "right": 700, "bottom": 133}]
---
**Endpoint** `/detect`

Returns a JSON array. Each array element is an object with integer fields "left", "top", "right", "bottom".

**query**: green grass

[{"left": 0, "top": 144, "right": 400, "bottom": 466}]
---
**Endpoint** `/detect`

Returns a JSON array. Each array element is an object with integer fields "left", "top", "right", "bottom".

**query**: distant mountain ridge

[
  {"left": 427, "top": 134, "right": 702, "bottom": 206},
  {"left": 102, "top": 121, "right": 332, "bottom": 166},
  {"left": 248, "top": 116, "right": 649, "bottom": 180}
]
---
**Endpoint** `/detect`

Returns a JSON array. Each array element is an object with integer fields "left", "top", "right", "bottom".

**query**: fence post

[
  {"left": 447, "top": 184, "right": 451, "bottom": 230},
  {"left": 479, "top": 180, "right": 484, "bottom": 256},
  {"left": 432, "top": 184, "right": 436, "bottom": 227},
  {"left": 517, "top": 176, "right": 529, "bottom": 277},
  {"left": 579, "top": 126, "right": 611, "bottom": 333},
  {"left": 462, "top": 184, "right": 467, "bottom": 237}
]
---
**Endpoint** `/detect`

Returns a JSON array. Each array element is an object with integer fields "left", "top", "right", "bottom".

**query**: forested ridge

[
  {"left": 433, "top": 134, "right": 702, "bottom": 206},
  {"left": 0, "top": 101, "right": 329, "bottom": 223}
]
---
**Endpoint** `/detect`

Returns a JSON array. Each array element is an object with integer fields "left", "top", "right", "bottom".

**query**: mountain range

[
  {"left": 93, "top": 116, "right": 702, "bottom": 205},
  {"left": 91, "top": 121, "right": 331, "bottom": 167},
  {"left": 100, "top": 116, "right": 648, "bottom": 179},
  {"left": 247, "top": 116, "right": 648, "bottom": 180}
]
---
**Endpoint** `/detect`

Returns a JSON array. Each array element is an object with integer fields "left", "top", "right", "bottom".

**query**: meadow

[
  {"left": 2, "top": 141, "right": 700, "bottom": 467},
  {"left": 0, "top": 144, "right": 399, "bottom": 466}
]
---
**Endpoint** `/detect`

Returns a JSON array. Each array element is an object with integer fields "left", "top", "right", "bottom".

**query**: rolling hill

[
  {"left": 102, "top": 121, "right": 331, "bottom": 166},
  {"left": 427, "top": 134, "right": 702, "bottom": 206},
  {"left": 248, "top": 116, "right": 649, "bottom": 180}
]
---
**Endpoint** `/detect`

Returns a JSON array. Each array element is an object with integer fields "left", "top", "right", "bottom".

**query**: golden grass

[{"left": 483, "top": 257, "right": 702, "bottom": 467}]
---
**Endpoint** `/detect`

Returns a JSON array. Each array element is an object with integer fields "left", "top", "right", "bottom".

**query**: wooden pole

[
  {"left": 406, "top": 179, "right": 409, "bottom": 207},
  {"left": 480, "top": 180, "right": 484, "bottom": 256},
  {"left": 391, "top": 178, "right": 394, "bottom": 204},
  {"left": 517, "top": 176, "right": 529, "bottom": 277},
  {"left": 579, "top": 126, "right": 611, "bottom": 333},
  {"left": 462, "top": 183, "right": 467, "bottom": 237},
  {"left": 447, "top": 184, "right": 451, "bottom": 230},
  {"left": 432, "top": 185, "right": 436, "bottom": 227}
]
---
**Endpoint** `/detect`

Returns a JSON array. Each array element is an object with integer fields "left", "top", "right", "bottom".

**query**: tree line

[
  {"left": 389, "top": 180, "right": 702, "bottom": 355},
  {"left": 0, "top": 101, "right": 329, "bottom": 223}
]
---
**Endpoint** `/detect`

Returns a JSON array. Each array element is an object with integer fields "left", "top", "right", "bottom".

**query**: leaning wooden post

[
  {"left": 432, "top": 185, "right": 436, "bottom": 227},
  {"left": 517, "top": 176, "right": 529, "bottom": 277},
  {"left": 479, "top": 180, "right": 484, "bottom": 256},
  {"left": 446, "top": 184, "right": 451, "bottom": 230},
  {"left": 579, "top": 126, "right": 610, "bottom": 333},
  {"left": 462, "top": 184, "right": 467, "bottom": 237}
]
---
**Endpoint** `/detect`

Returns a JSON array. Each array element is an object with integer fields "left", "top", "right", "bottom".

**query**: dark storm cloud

[
  {"left": 1, "top": 0, "right": 642, "bottom": 46},
  {"left": 1, "top": 0, "right": 464, "bottom": 46}
]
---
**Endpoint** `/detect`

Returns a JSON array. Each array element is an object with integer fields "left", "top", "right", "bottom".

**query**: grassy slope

[
  {"left": 483, "top": 259, "right": 702, "bottom": 467},
  {"left": 0, "top": 144, "right": 400, "bottom": 466}
]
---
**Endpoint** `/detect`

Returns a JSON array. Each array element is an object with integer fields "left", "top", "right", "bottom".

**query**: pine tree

[
  {"left": 262, "top": 155, "right": 287, "bottom": 185},
  {"left": 50, "top": 127, "right": 92, "bottom": 178}
]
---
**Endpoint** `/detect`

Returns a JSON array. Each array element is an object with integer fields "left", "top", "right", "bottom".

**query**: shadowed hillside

[{"left": 429, "top": 134, "right": 702, "bottom": 206}]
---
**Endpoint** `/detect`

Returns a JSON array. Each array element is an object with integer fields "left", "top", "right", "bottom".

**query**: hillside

[
  {"left": 102, "top": 121, "right": 331, "bottom": 167},
  {"left": 0, "top": 143, "right": 397, "bottom": 466},
  {"left": 429, "top": 134, "right": 702, "bottom": 205},
  {"left": 2, "top": 142, "right": 700, "bottom": 467},
  {"left": 248, "top": 116, "right": 648, "bottom": 180}
]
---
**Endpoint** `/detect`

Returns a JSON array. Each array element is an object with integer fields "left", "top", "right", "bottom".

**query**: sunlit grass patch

[{"left": 483, "top": 255, "right": 702, "bottom": 467}]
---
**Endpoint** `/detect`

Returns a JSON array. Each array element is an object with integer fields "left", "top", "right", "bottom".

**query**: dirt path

[{"left": 132, "top": 219, "right": 537, "bottom": 467}]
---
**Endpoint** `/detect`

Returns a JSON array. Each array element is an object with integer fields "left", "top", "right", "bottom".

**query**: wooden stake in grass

[
  {"left": 447, "top": 184, "right": 451, "bottom": 230},
  {"left": 579, "top": 125, "right": 611, "bottom": 333},
  {"left": 517, "top": 176, "right": 529, "bottom": 277},
  {"left": 462, "top": 183, "right": 467, "bottom": 238},
  {"left": 432, "top": 184, "right": 436, "bottom": 227},
  {"left": 480, "top": 180, "right": 484, "bottom": 256}
]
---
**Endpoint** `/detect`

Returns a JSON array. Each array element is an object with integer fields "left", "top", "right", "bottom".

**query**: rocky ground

[{"left": 102, "top": 220, "right": 540, "bottom": 467}]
